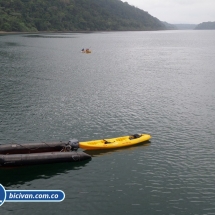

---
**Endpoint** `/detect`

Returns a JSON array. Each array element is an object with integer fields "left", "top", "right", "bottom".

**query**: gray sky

[{"left": 121, "top": 0, "right": 215, "bottom": 24}]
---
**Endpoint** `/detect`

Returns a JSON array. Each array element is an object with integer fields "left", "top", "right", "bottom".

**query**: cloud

[{"left": 122, "top": 0, "right": 215, "bottom": 24}]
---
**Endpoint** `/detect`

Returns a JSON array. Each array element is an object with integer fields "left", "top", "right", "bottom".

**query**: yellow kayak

[
  {"left": 81, "top": 49, "right": 91, "bottom": 53},
  {"left": 79, "top": 134, "right": 151, "bottom": 150}
]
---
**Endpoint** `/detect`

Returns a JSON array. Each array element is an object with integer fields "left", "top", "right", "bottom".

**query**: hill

[
  {"left": 0, "top": 0, "right": 166, "bottom": 32},
  {"left": 195, "top": 22, "right": 215, "bottom": 30}
]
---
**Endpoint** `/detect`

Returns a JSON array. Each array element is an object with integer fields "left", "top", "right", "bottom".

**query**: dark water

[{"left": 0, "top": 31, "right": 215, "bottom": 215}]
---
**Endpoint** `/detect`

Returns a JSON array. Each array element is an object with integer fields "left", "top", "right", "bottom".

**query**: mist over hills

[
  {"left": 174, "top": 24, "right": 197, "bottom": 30},
  {"left": 195, "top": 21, "right": 215, "bottom": 30}
]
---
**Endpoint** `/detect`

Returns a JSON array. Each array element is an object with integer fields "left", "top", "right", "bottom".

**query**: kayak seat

[
  {"left": 104, "top": 139, "right": 111, "bottom": 144},
  {"left": 129, "top": 134, "right": 142, "bottom": 140}
]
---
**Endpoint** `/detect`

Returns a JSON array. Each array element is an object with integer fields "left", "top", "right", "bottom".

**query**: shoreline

[
  {"left": 0, "top": 29, "right": 170, "bottom": 35},
  {"left": 0, "top": 30, "right": 97, "bottom": 35}
]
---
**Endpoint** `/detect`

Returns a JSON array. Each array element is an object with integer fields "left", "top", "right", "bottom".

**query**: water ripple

[{"left": 1, "top": 31, "right": 215, "bottom": 215}]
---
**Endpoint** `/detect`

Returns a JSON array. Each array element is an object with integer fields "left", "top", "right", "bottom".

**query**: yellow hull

[
  {"left": 82, "top": 50, "right": 91, "bottom": 53},
  {"left": 79, "top": 134, "right": 151, "bottom": 150}
]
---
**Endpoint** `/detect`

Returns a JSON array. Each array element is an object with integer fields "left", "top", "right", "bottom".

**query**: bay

[{"left": 0, "top": 30, "right": 215, "bottom": 215}]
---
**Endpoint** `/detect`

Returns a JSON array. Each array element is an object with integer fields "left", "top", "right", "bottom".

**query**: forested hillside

[
  {"left": 0, "top": 0, "right": 166, "bottom": 32},
  {"left": 195, "top": 22, "right": 215, "bottom": 30}
]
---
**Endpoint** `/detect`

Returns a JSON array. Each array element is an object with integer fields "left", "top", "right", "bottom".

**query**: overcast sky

[{"left": 121, "top": 0, "right": 215, "bottom": 24}]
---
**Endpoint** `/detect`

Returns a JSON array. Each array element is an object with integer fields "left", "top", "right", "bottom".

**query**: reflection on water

[
  {"left": 84, "top": 141, "right": 151, "bottom": 157},
  {"left": 23, "top": 34, "right": 78, "bottom": 38},
  {"left": 4, "top": 42, "right": 20, "bottom": 46},
  {"left": 0, "top": 160, "right": 91, "bottom": 188}
]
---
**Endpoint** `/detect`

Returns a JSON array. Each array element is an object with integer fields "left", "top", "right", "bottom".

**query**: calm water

[{"left": 0, "top": 31, "right": 215, "bottom": 215}]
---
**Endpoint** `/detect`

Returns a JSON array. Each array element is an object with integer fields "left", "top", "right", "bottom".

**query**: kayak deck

[{"left": 79, "top": 134, "right": 151, "bottom": 150}]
